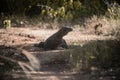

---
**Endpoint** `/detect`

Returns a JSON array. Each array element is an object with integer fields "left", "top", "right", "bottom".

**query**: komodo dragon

[{"left": 36, "top": 27, "right": 73, "bottom": 50}]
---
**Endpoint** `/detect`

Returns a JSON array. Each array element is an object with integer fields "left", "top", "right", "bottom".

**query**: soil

[{"left": 0, "top": 27, "right": 114, "bottom": 80}]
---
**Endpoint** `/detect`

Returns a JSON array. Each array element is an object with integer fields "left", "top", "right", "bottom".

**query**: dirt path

[{"left": 0, "top": 27, "right": 113, "bottom": 80}]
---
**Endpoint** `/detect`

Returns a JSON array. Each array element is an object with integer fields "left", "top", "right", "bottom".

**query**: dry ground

[{"left": 0, "top": 27, "right": 114, "bottom": 80}]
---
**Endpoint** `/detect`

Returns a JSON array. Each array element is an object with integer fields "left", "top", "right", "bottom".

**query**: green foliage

[
  {"left": 106, "top": 2, "right": 120, "bottom": 19},
  {"left": 73, "top": 0, "right": 82, "bottom": 11},
  {"left": 0, "top": 0, "right": 120, "bottom": 25},
  {"left": 3, "top": 19, "right": 11, "bottom": 29},
  {"left": 0, "top": 0, "right": 109, "bottom": 22}
]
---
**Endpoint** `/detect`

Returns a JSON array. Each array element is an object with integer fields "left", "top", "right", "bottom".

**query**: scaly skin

[{"left": 37, "top": 27, "right": 73, "bottom": 50}]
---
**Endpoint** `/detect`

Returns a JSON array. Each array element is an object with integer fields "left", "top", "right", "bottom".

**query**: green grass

[{"left": 69, "top": 40, "right": 120, "bottom": 69}]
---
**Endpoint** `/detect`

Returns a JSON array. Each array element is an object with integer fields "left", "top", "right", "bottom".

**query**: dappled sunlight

[
  {"left": 69, "top": 40, "right": 120, "bottom": 79},
  {"left": 0, "top": 24, "right": 119, "bottom": 80},
  {"left": 0, "top": 0, "right": 120, "bottom": 80},
  {"left": 12, "top": 71, "right": 77, "bottom": 80}
]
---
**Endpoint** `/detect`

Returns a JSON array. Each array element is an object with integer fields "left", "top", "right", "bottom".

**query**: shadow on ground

[
  {"left": 69, "top": 40, "right": 120, "bottom": 80},
  {"left": 0, "top": 40, "right": 120, "bottom": 80}
]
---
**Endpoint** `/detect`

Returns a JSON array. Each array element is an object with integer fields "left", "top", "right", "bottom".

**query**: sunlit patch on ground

[{"left": 0, "top": 27, "right": 116, "bottom": 80}]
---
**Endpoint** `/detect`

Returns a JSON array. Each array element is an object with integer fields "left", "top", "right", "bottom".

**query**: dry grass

[{"left": 78, "top": 15, "right": 119, "bottom": 37}]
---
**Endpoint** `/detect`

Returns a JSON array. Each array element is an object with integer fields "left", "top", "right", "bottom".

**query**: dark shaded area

[
  {"left": 25, "top": 5, "right": 46, "bottom": 18},
  {"left": 0, "top": 0, "right": 119, "bottom": 18},
  {"left": 0, "top": 0, "right": 120, "bottom": 17},
  {"left": 0, "top": 0, "right": 119, "bottom": 28},
  {"left": 0, "top": 45, "right": 28, "bottom": 61},
  {"left": 91, "top": 40, "right": 120, "bottom": 80},
  {"left": 41, "top": 59, "right": 71, "bottom": 72},
  {"left": 0, "top": 0, "right": 11, "bottom": 14},
  {"left": 0, "top": 45, "right": 29, "bottom": 80},
  {"left": 0, "top": 39, "right": 120, "bottom": 80},
  {"left": 70, "top": 40, "right": 120, "bottom": 80}
]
